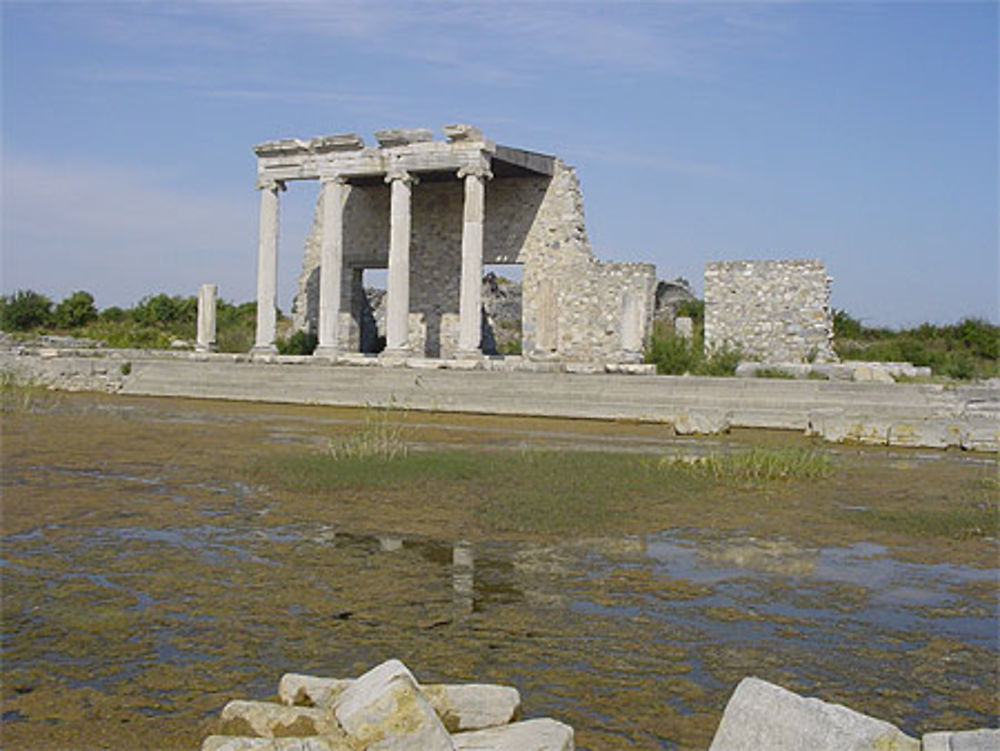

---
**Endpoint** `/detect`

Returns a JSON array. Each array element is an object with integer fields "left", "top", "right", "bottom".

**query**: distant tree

[
  {"left": 100, "top": 306, "right": 127, "bottom": 323},
  {"left": 133, "top": 294, "right": 197, "bottom": 327},
  {"left": 54, "top": 290, "right": 98, "bottom": 328},
  {"left": 0, "top": 289, "right": 54, "bottom": 331}
]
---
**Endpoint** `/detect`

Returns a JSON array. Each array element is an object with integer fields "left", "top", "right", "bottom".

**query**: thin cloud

[{"left": 2, "top": 155, "right": 257, "bottom": 305}]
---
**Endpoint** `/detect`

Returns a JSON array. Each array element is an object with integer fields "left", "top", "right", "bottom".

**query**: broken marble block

[
  {"left": 280, "top": 672, "right": 521, "bottom": 732},
  {"left": 202, "top": 737, "right": 352, "bottom": 751},
  {"left": 333, "top": 659, "right": 454, "bottom": 751},
  {"left": 218, "top": 700, "right": 340, "bottom": 739},
  {"left": 708, "top": 677, "right": 919, "bottom": 751},
  {"left": 922, "top": 729, "right": 1000, "bottom": 751},
  {"left": 452, "top": 718, "right": 574, "bottom": 751}
]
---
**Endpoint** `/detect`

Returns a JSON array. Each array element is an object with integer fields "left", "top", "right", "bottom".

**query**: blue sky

[{"left": 2, "top": 1, "right": 996, "bottom": 327}]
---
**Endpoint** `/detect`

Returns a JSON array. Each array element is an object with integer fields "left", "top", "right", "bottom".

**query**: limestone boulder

[
  {"left": 707, "top": 677, "right": 919, "bottom": 751},
  {"left": 922, "top": 729, "right": 1000, "bottom": 751},
  {"left": 218, "top": 700, "right": 340, "bottom": 739},
  {"left": 279, "top": 674, "right": 352, "bottom": 708},
  {"left": 333, "top": 659, "right": 454, "bottom": 751},
  {"left": 452, "top": 718, "right": 574, "bottom": 751},
  {"left": 202, "top": 736, "right": 353, "bottom": 751},
  {"left": 422, "top": 684, "right": 521, "bottom": 732},
  {"left": 280, "top": 673, "right": 521, "bottom": 732}
]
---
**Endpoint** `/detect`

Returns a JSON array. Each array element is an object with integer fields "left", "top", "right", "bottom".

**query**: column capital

[
  {"left": 457, "top": 165, "right": 493, "bottom": 181},
  {"left": 255, "top": 178, "right": 287, "bottom": 192},
  {"left": 384, "top": 169, "right": 419, "bottom": 186}
]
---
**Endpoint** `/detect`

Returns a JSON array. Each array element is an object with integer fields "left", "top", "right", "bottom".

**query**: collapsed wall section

[{"left": 704, "top": 259, "right": 837, "bottom": 363}]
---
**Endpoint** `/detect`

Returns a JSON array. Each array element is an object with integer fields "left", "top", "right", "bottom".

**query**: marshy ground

[{"left": 1, "top": 390, "right": 997, "bottom": 750}]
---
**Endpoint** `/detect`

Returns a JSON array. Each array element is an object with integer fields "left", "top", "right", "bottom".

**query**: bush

[
  {"left": 54, "top": 291, "right": 98, "bottom": 328},
  {"left": 645, "top": 325, "right": 700, "bottom": 375},
  {"left": 133, "top": 293, "right": 197, "bottom": 330},
  {"left": 277, "top": 330, "right": 317, "bottom": 355},
  {"left": 1, "top": 290, "right": 53, "bottom": 330}
]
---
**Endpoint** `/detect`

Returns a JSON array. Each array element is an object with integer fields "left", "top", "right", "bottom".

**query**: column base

[
  {"left": 312, "top": 346, "right": 341, "bottom": 360},
  {"left": 379, "top": 347, "right": 412, "bottom": 362},
  {"left": 454, "top": 349, "right": 484, "bottom": 360},
  {"left": 250, "top": 344, "right": 278, "bottom": 356}
]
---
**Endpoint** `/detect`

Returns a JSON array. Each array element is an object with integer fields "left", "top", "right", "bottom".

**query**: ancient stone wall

[
  {"left": 294, "top": 159, "right": 655, "bottom": 362},
  {"left": 704, "top": 259, "right": 836, "bottom": 363}
]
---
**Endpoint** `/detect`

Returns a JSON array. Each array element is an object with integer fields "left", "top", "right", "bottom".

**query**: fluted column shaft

[
  {"left": 315, "top": 176, "right": 346, "bottom": 357},
  {"left": 252, "top": 179, "right": 283, "bottom": 354},
  {"left": 457, "top": 166, "right": 491, "bottom": 357},
  {"left": 384, "top": 170, "right": 417, "bottom": 355}
]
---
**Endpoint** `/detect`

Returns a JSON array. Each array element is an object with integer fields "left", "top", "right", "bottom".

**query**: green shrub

[
  {"left": 645, "top": 325, "right": 700, "bottom": 375},
  {"left": 835, "top": 311, "right": 999, "bottom": 380},
  {"left": 54, "top": 291, "right": 98, "bottom": 328},
  {"left": 1, "top": 290, "right": 53, "bottom": 330},
  {"left": 277, "top": 330, "right": 318, "bottom": 355}
]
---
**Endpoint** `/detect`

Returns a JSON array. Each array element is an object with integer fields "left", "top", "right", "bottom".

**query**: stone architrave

[
  {"left": 315, "top": 176, "right": 347, "bottom": 357},
  {"left": 252, "top": 178, "right": 284, "bottom": 354},
  {"left": 457, "top": 165, "right": 491, "bottom": 357},
  {"left": 383, "top": 170, "right": 418, "bottom": 357},
  {"left": 196, "top": 284, "right": 218, "bottom": 352}
]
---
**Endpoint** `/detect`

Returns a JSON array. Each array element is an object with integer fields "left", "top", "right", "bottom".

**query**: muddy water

[{"left": 1, "top": 392, "right": 997, "bottom": 750}]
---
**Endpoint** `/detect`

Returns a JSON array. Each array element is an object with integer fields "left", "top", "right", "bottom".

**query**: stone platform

[{"left": 1, "top": 348, "right": 997, "bottom": 452}]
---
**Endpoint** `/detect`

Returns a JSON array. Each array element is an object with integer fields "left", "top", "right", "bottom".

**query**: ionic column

[
  {"left": 383, "top": 169, "right": 418, "bottom": 356},
  {"left": 252, "top": 178, "right": 284, "bottom": 354},
  {"left": 315, "top": 175, "right": 347, "bottom": 358},
  {"left": 456, "top": 165, "right": 492, "bottom": 358}
]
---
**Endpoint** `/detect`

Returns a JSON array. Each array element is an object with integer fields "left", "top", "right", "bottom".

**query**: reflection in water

[
  {"left": 452, "top": 541, "right": 474, "bottom": 615},
  {"left": 2, "top": 513, "right": 996, "bottom": 750}
]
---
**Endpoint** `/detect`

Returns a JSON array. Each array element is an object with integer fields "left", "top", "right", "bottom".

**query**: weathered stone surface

[
  {"left": 707, "top": 677, "right": 919, "bottom": 751},
  {"left": 279, "top": 674, "right": 352, "bottom": 708},
  {"left": 443, "top": 124, "right": 484, "bottom": 142},
  {"left": 452, "top": 718, "right": 574, "bottom": 751},
  {"left": 333, "top": 659, "right": 454, "bottom": 751},
  {"left": 422, "top": 684, "right": 521, "bottom": 732},
  {"left": 852, "top": 363, "right": 895, "bottom": 383},
  {"left": 653, "top": 277, "right": 697, "bottom": 323},
  {"left": 674, "top": 316, "right": 694, "bottom": 340},
  {"left": 281, "top": 674, "right": 520, "bottom": 733},
  {"left": 922, "top": 729, "right": 1000, "bottom": 751},
  {"left": 704, "top": 259, "right": 836, "bottom": 364},
  {"left": 202, "top": 736, "right": 352, "bottom": 751},
  {"left": 218, "top": 700, "right": 339, "bottom": 739},
  {"left": 374, "top": 128, "right": 434, "bottom": 148},
  {"left": 672, "top": 410, "right": 731, "bottom": 435}
]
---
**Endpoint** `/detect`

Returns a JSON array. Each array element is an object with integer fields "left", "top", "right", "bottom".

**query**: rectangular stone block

[
  {"left": 923, "top": 729, "right": 1000, "bottom": 751},
  {"left": 708, "top": 677, "right": 919, "bottom": 751},
  {"left": 333, "top": 659, "right": 454, "bottom": 751},
  {"left": 452, "top": 718, "right": 574, "bottom": 751}
]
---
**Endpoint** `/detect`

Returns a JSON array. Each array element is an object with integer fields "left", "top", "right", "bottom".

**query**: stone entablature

[
  {"left": 704, "top": 259, "right": 837, "bottom": 364},
  {"left": 261, "top": 125, "right": 655, "bottom": 364}
]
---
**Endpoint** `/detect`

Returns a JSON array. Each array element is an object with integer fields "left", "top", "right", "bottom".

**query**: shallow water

[{"left": 1, "top": 393, "right": 997, "bottom": 750}]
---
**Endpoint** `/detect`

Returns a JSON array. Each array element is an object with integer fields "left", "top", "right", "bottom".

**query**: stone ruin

[
  {"left": 201, "top": 658, "right": 573, "bottom": 751},
  {"left": 704, "top": 259, "right": 837, "bottom": 364},
  {"left": 200, "top": 659, "right": 996, "bottom": 750},
  {"left": 249, "top": 125, "right": 655, "bottom": 365}
]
